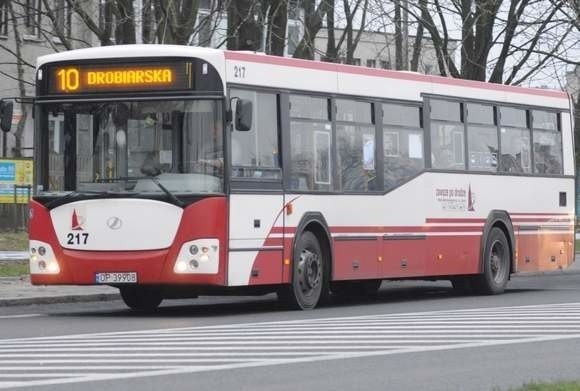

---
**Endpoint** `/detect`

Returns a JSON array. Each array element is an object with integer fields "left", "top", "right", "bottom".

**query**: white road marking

[
  {"left": 2, "top": 302, "right": 580, "bottom": 389},
  {"left": 0, "top": 314, "right": 42, "bottom": 320}
]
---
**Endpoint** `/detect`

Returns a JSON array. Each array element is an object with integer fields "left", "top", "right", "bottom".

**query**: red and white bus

[{"left": 26, "top": 45, "right": 575, "bottom": 310}]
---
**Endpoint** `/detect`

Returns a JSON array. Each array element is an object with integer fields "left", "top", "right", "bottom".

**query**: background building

[{"left": 314, "top": 28, "right": 458, "bottom": 74}]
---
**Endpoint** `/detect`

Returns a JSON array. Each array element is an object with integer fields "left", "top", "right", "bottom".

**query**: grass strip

[
  {"left": 0, "top": 260, "right": 29, "bottom": 277},
  {"left": 508, "top": 381, "right": 580, "bottom": 391},
  {"left": 0, "top": 231, "right": 28, "bottom": 251}
]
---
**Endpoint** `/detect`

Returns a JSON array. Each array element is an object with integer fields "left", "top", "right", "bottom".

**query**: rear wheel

[
  {"left": 475, "top": 227, "right": 511, "bottom": 294},
  {"left": 278, "top": 231, "right": 329, "bottom": 310},
  {"left": 120, "top": 286, "right": 163, "bottom": 311}
]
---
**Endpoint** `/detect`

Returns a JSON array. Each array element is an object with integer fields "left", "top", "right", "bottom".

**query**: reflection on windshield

[{"left": 44, "top": 100, "right": 224, "bottom": 194}]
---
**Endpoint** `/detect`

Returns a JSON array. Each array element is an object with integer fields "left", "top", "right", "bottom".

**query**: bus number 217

[
  {"left": 67, "top": 233, "right": 89, "bottom": 245},
  {"left": 234, "top": 65, "right": 246, "bottom": 79}
]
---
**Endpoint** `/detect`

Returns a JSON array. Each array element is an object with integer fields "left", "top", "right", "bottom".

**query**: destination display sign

[{"left": 46, "top": 61, "right": 193, "bottom": 95}]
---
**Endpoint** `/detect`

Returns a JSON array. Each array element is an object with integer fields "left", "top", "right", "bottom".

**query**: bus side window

[
  {"left": 532, "top": 110, "right": 562, "bottom": 175},
  {"left": 499, "top": 107, "right": 531, "bottom": 174},
  {"left": 429, "top": 100, "right": 465, "bottom": 171},
  {"left": 230, "top": 89, "right": 281, "bottom": 179},
  {"left": 383, "top": 103, "right": 424, "bottom": 191},
  {"left": 288, "top": 95, "right": 332, "bottom": 191},
  {"left": 336, "top": 99, "right": 376, "bottom": 192},
  {"left": 466, "top": 103, "right": 497, "bottom": 172}
]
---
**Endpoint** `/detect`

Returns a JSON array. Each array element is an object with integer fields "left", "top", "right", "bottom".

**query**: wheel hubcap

[
  {"left": 490, "top": 240, "right": 506, "bottom": 283},
  {"left": 297, "top": 248, "right": 321, "bottom": 294}
]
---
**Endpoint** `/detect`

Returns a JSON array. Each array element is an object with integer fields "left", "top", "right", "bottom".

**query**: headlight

[
  {"left": 29, "top": 240, "right": 60, "bottom": 275},
  {"left": 174, "top": 239, "right": 219, "bottom": 274}
]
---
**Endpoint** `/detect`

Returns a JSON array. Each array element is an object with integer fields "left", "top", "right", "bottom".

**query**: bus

[{"left": 25, "top": 45, "right": 575, "bottom": 310}]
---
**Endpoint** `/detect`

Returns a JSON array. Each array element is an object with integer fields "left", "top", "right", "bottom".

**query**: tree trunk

[
  {"left": 227, "top": 0, "right": 261, "bottom": 50},
  {"left": 267, "top": 0, "right": 288, "bottom": 56},
  {"left": 394, "top": 0, "right": 403, "bottom": 70},
  {"left": 410, "top": 0, "right": 427, "bottom": 72},
  {"left": 323, "top": 0, "right": 336, "bottom": 62},
  {"left": 142, "top": 0, "right": 154, "bottom": 43},
  {"left": 116, "top": 0, "right": 136, "bottom": 44},
  {"left": 7, "top": 1, "right": 28, "bottom": 157},
  {"left": 154, "top": 0, "right": 199, "bottom": 45},
  {"left": 460, "top": 0, "right": 475, "bottom": 78},
  {"left": 293, "top": 0, "right": 332, "bottom": 60}
]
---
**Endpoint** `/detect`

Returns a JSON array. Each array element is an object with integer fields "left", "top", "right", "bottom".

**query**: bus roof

[{"left": 37, "top": 45, "right": 570, "bottom": 109}]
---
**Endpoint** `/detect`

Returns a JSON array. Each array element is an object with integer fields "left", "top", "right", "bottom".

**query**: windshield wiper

[
  {"left": 146, "top": 177, "right": 185, "bottom": 207},
  {"left": 115, "top": 176, "right": 185, "bottom": 208}
]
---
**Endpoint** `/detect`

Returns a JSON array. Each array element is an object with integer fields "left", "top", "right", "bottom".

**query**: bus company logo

[
  {"left": 106, "top": 216, "right": 123, "bottom": 230},
  {"left": 435, "top": 184, "right": 476, "bottom": 212},
  {"left": 71, "top": 209, "right": 85, "bottom": 230},
  {"left": 467, "top": 184, "right": 476, "bottom": 211}
]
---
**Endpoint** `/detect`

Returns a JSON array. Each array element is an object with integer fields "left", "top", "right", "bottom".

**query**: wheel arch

[
  {"left": 479, "top": 210, "right": 516, "bottom": 274},
  {"left": 293, "top": 212, "right": 334, "bottom": 281}
]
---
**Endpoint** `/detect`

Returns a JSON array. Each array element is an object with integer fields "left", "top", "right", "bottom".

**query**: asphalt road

[{"left": 1, "top": 272, "right": 580, "bottom": 391}]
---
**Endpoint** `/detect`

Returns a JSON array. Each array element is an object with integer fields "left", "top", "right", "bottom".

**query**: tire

[
  {"left": 120, "top": 286, "right": 163, "bottom": 311},
  {"left": 278, "top": 231, "right": 329, "bottom": 310},
  {"left": 331, "top": 280, "right": 382, "bottom": 300},
  {"left": 474, "top": 227, "right": 511, "bottom": 295}
]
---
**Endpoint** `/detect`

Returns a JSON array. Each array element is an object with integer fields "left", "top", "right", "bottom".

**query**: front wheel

[
  {"left": 475, "top": 227, "right": 511, "bottom": 295},
  {"left": 120, "top": 286, "right": 163, "bottom": 311},
  {"left": 278, "top": 231, "right": 329, "bottom": 310}
]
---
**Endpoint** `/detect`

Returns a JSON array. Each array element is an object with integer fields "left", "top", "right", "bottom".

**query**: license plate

[{"left": 95, "top": 272, "right": 137, "bottom": 284}]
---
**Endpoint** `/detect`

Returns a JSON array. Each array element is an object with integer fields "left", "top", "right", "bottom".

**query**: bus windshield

[{"left": 39, "top": 99, "right": 224, "bottom": 195}]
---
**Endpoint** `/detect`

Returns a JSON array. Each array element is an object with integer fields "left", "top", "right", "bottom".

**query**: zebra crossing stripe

[{"left": 1, "top": 302, "right": 580, "bottom": 389}]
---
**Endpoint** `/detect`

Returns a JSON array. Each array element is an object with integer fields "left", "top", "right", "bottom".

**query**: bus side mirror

[
  {"left": 0, "top": 100, "right": 13, "bottom": 133},
  {"left": 235, "top": 99, "right": 252, "bottom": 131}
]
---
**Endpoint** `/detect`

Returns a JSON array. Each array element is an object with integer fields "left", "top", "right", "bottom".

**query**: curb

[
  {"left": 516, "top": 269, "right": 580, "bottom": 277},
  {"left": 0, "top": 293, "right": 120, "bottom": 307}
]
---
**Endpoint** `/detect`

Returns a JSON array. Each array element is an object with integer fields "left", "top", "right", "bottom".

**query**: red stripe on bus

[
  {"left": 425, "top": 218, "right": 486, "bottom": 223},
  {"left": 510, "top": 212, "right": 572, "bottom": 216},
  {"left": 224, "top": 51, "right": 567, "bottom": 99}
]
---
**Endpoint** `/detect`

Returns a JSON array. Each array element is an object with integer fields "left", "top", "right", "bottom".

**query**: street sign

[{"left": 0, "top": 158, "right": 33, "bottom": 204}]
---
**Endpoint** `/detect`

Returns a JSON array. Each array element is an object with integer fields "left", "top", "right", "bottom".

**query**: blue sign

[{"left": 0, "top": 162, "right": 16, "bottom": 181}]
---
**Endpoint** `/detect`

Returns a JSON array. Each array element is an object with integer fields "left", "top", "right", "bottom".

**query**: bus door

[{"left": 227, "top": 89, "right": 284, "bottom": 287}]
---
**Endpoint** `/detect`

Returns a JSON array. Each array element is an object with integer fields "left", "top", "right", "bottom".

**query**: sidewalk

[
  {"left": 0, "top": 253, "right": 579, "bottom": 307},
  {"left": 0, "top": 276, "right": 119, "bottom": 306}
]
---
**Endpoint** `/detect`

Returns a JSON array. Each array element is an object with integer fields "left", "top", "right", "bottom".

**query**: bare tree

[
  {"left": 323, "top": 0, "right": 337, "bottom": 61},
  {"left": 265, "top": 0, "right": 288, "bottom": 55},
  {"left": 226, "top": 0, "right": 262, "bottom": 50},
  {"left": 401, "top": 0, "right": 579, "bottom": 83},
  {"left": 293, "top": 0, "right": 332, "bottom": 59},
  {"left": 410, "top": 0, "right": 427, "bottom": 71},
  {"left": 154, "top": 0, "right": 199, "bottom": 44},
  {"left": 6, "top": 0, "right": 29, "bottom": 157}
]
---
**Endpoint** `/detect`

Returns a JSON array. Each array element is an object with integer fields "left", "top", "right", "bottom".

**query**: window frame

[
  {"left": 334, "top": 98, "right": 381, "bottom": 194},
  {"left": 24, "top": 0, "right": 42, "bottom": 39},
  {"left": 425, "top": 97, "right": 467, "bottom": 171},
  {"left": 381, "top": 101, "right": 425, "bottom": 191},
  {"left": 227, "top": 86, "right": 283, "bottom": 192},
  {"left": 424, "top": 93, "right": 568, "bottom": 178},
  {"left": 286, "top": 92, "right": 334, "bottom": 193},
  {"left": 465, "top": 102, "right": 498, "bottom": 173},
  {"left": 226, "top": 87, "right": 570, "bottom": 195},
  {"left": 531, "top": 110, "right": 563, "bottom": 175}
]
